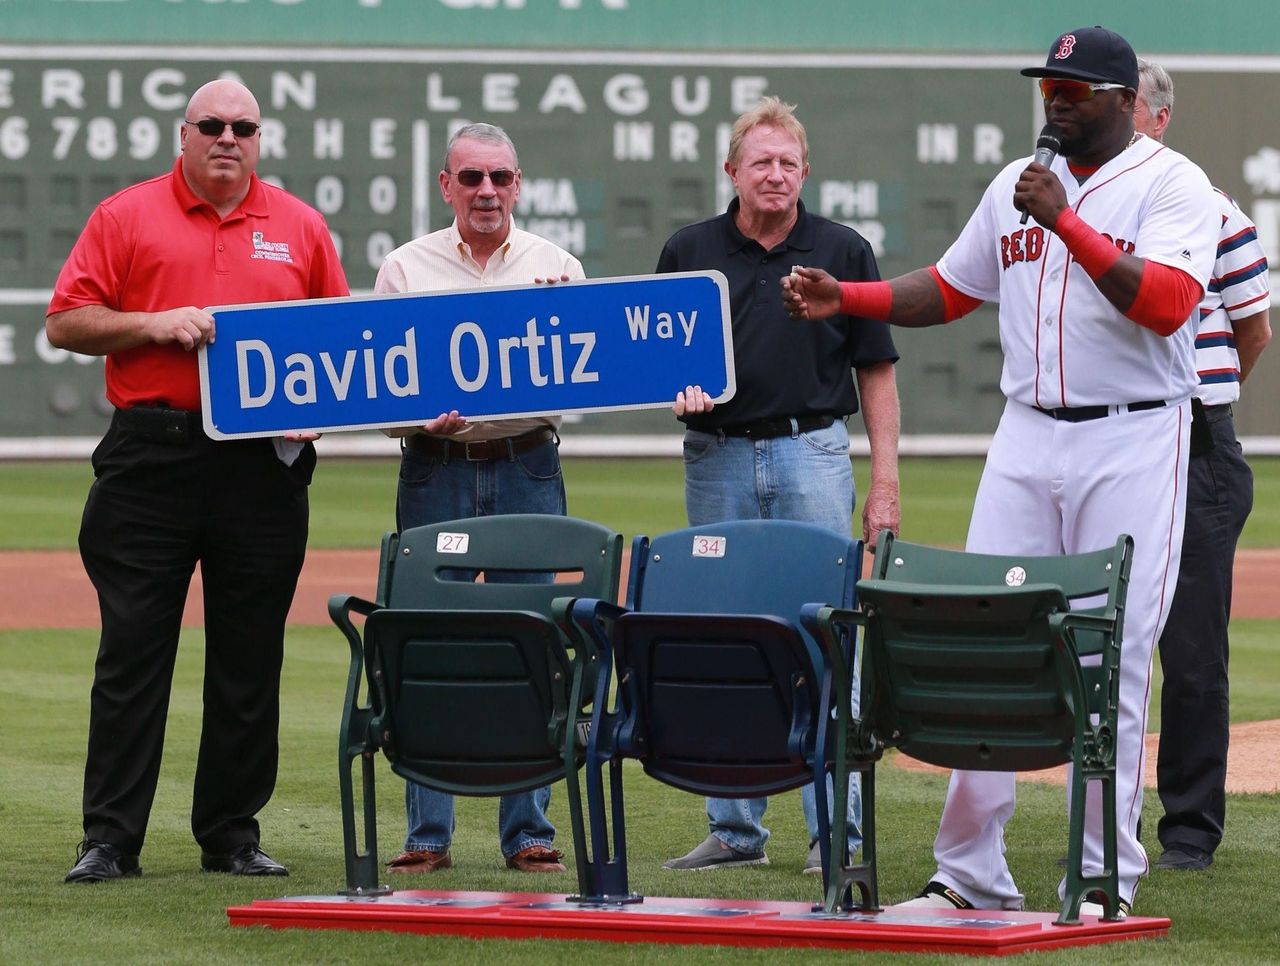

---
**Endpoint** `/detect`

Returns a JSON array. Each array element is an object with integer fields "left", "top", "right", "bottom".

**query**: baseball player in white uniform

[{"left": 782, "top": 25, "right": 1219, "bottom": 917}]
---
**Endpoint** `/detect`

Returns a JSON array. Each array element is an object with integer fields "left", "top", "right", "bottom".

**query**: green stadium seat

[
  {"left": 328, "top": 513, "right": 622, "bottom": 896},
  {"left": 805, "top": 529, "right": 1133, "bottom": 924}
]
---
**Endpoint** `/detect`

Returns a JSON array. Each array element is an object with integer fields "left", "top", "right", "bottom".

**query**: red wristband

[
  {"left": 1054, "top": 208, "right": 1122, "bottom": 279},
  {"left": 838, "top": 281, "right": 893, "bottom": 320}
]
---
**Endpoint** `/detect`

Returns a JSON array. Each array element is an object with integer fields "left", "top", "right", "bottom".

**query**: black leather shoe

[
  {"left": 201, "top": 843, "right": 289, "bottom": 877},
  {"left": 65, "top": 841, "right": 141, "bottom": 883},
  {"left": 1156, "top": 845, "right": 1213, "bottom": 871}
]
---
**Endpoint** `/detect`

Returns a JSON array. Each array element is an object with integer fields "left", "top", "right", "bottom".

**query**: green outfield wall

[{"left": 3, "top": 1, "right": 1279, "bottom": 444}]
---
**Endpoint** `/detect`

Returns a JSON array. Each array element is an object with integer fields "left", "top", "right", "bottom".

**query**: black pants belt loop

[
  {"left": 720, "top": 414, "right": 835, "bottom": 439},
  {"left": 1032, "top": 400, "right": 1166, "bottom": 423},
  {"left": 405, "top": 426, "right": 554, "bottom": 461}
]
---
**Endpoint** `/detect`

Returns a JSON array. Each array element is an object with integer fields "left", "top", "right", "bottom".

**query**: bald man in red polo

[{"left": 48, "top": 79, "right": 348, "bottom": 884}]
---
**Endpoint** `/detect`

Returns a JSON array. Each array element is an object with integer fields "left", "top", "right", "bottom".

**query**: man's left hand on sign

[
  {"left": 673, "top": 384, "right": 714, "bottom": 416},
  {"left": 422, "top": 410, "right": 469, "bottom": 435},
  {"left": 533, "top": 274, "right": 573, "bottom": 284}
]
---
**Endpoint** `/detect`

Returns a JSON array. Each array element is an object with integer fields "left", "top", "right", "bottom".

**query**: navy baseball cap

[{"left": 1021, "top": 26, "right": 1139, "bottom": 90}]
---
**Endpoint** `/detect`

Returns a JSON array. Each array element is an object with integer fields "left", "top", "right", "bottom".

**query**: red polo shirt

[{"left": 49, "top": 158, "right": 349, "bottom": 411}]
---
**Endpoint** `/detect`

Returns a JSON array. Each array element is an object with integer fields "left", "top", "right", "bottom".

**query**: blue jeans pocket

[
  {"left": 682, "top": 429, "right": 720, "bottom": 464},
  {"left": 799, "top": 420, "right": 850, "bottom": 456},
  {"left": 398, "top": 447, "right": 444, "bottom": 487},
  {"left": 513, "top": 438, "right": 564, "bottom": 482}
]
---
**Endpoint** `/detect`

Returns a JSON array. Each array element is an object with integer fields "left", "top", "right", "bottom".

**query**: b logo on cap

[{"left": 1055, "top": 35, "right": 1077, "bottom": 59}]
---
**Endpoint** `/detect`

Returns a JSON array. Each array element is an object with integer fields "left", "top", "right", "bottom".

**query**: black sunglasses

[
  {"left": 185, "top": 118, "right": 261, "bottom": 138},
  {"left": 451, "top": 168, "right": 516, "bottom": 188}
]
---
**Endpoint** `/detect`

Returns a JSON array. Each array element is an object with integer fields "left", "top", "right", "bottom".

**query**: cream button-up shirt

[{"left": 373, "top": 219, "right": 586, "bottom": 441}]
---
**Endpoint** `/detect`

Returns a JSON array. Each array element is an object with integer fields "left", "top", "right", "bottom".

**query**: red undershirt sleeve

[
  {"left": 927, "top": 266, "right": 983, "bottom": 322},
  {"left": 1125, "top": 261, "right": 1203, "bottom": 336}
]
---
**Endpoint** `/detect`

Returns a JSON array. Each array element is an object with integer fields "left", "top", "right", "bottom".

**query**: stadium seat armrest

[
  {"left": 559, "top": 597, "right": 627, "bottom": 656},
  {"left": 803, "top": 604, "right": 864, "bottom": 659},
  {"left": 1049, "top": 610, "right": 1118, "bottom": 657}
]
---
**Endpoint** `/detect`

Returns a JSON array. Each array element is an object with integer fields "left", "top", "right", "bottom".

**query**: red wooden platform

[{"left": 227, "top": 890, "right": 1170, "bottom": 955}]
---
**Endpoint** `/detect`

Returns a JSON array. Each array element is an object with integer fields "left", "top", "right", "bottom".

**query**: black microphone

[{"left": 1020, "top": 124, "right": 1062, "bottom": 224}]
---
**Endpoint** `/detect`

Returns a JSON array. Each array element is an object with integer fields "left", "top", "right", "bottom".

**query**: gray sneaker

[
  {"left": 802, "top": 841, "right": 823, "bottom": 875},
  {"left": 662, "top": 834, "right": 768, "bottom": 871}
]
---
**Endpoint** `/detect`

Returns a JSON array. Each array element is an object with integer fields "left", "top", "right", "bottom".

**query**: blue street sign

[{"left": 198, "top": 271, "right": 733, "bottom": 440}]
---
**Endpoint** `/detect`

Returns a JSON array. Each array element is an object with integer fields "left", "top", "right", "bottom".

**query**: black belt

[
  {"left": 114, "top": 406, "right": 203, "bottom": 444},
  {"left": 1032, "top": 400, "right": 1165, "bottom": 423},
  {"left": 404, "top": 427, "right": 555, "bottom": 461},
  {"left": 719, "top": 414, "right": 835, "bottom": 439}
]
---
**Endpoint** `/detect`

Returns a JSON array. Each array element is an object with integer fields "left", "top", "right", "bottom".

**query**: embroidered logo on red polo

[{"left": 251, "top": 231, "right": 293, "bottom": 264}]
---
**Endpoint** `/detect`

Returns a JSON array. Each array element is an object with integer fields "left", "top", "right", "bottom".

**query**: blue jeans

[
  {"left": 396, "top": 434, "right": 566, "bottom": 858},
  {"left": 683, "top": 420, "right": 862, "bottom": 854}
]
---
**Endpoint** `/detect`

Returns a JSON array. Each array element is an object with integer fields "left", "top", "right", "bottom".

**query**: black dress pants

[
  {"left": 77, "top": 412, "right": 311, "bottom": 856},
  {"left": 1156, "top": 404, "right": 1252, "bottom": 856}
]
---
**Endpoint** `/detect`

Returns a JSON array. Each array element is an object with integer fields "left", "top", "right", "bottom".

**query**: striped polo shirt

[{"left": 1196, "top": 189, "right": 1271, "bottom": 405}]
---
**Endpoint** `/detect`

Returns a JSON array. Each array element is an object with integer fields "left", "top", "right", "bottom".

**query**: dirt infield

[
  {"left": 892, "top": 719, "right": 1280, "bottom": 795},
  {"left": 7, "top": 546, "right": 1280, "bottom": 629},
  {"left": 3, "top": 546, "right": 1277, "bottom": 794}
]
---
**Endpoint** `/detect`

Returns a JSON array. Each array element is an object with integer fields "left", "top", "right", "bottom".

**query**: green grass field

[
  {"left": 7, "top": 455, "right": 1280, "bottom": 549},
  {"left": 3, "top": 626, "right": 1277, "bottom": 965},
  {"left": 1, "top": 457, "right": 1278, "bottom": 963}
]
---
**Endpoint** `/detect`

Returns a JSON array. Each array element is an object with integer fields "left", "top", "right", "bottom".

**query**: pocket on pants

[
  {"left": 799, "top": 420, "right": 850, "bottom": 457},
  {"left": 513, "top": 440, "right": 563, "bottom": 482},
  {"left": 682, "top": 429, "right": 719, "bottom": 464},
  {"left": 399, "top": 448, "right": 446, "bottom": 487}
]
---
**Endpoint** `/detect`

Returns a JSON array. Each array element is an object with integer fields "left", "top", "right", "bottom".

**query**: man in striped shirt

[{"left": 1135, "top": 59, "right": 1272, "bottom": 872}]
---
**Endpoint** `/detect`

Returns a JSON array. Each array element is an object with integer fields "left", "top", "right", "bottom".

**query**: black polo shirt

[{"left": 656, "top": 198, "right": 898, "bottom": 432}]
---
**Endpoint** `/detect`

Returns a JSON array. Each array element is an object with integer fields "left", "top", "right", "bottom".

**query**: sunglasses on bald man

[{"left": 185, "top": 118, "right": 261, "bottom": 138}]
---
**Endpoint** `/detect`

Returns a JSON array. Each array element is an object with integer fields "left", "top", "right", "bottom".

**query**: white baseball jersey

[
  {"left": 937, "top": 134, "right": 1218, "bottom": 409},
  {"left": 1195, "top": 189, "right": 1271, "bottom": 406}
]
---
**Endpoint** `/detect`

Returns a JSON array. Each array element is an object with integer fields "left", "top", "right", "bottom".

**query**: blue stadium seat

[{"left": 561, "top": 519, "right": 862, "bottom": 903}]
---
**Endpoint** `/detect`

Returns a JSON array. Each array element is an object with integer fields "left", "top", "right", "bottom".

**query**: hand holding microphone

[{"left": 1017, "top": 124, "right": 1062, "bottom": 225}]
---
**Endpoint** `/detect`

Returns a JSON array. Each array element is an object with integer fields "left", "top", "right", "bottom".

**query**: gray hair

[
  {"left": 1137, "top": 58, "right": 1175, "bottom": 114},
  {"left": 443, "top": 122, "right": 519, "bottom": 171},
  {"left": 727, "top": 95, "right": 809, "bottom": 167}
]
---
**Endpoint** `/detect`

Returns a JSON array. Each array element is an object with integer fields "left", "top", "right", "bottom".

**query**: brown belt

[{"left": 404, "top": 427, "right": 555, "bottom": 462}]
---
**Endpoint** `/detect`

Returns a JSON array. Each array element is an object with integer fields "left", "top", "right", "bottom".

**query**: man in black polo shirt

[{"left": 658, "top": 96, "right": 901, "bottom": 874}]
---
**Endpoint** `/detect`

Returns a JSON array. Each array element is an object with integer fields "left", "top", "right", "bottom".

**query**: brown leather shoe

[
  {"left": 385, "top": 849, "right": 452, "bottom": 873},
  {"left": 505, "top": 845, "right": 566, "bottom": 873}
]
